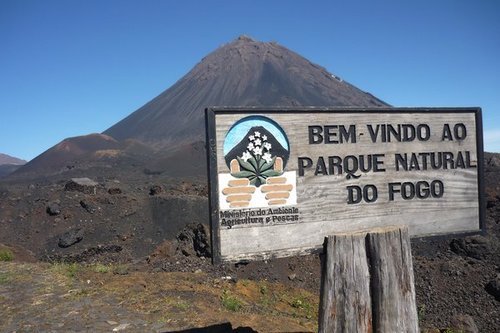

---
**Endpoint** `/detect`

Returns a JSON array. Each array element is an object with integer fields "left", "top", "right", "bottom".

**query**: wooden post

[
  {"left": 318, "top": 226, "right": 419, "bottom": 333},
  {"left": 318, "top": 233, "right": 372, "bottom": 333},
  {"left": 367, "top": 227, "right": 419, "bottom": 333}
]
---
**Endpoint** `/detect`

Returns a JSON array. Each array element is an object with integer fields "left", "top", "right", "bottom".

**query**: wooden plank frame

[{"left": 205, "top": 107, "right": 485, "bottom": 264}]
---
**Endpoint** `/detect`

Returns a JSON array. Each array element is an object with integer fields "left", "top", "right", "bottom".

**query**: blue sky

[{"left": 1, "top": 0, "right": 499, "bottom": 161}]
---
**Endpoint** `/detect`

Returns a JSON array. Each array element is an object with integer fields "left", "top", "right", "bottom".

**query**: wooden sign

[{"left": 205, "top": 107, "right": 485, "bottom": 263}]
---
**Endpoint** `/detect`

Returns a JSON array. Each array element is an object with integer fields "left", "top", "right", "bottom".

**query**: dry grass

[{"left": 0, "top": 262, "right": 318, "bottom": 332}]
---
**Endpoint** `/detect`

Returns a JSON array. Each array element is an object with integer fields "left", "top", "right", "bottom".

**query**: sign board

[{"left": 205, "top": 107, "right": 484, "bottom": 263}]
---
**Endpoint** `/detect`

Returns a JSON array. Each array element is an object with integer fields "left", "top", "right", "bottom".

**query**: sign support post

[{"left": 318, "top": 226, "right": 419, "bottom": 333}]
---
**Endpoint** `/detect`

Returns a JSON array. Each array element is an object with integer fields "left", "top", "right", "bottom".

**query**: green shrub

[
  {"left": 0, "top": 249, "right": 14, "bottom": 261},
  {"left": 221, "top": 290, "right": 243, "bottom": 312},
  {"left": 289, "top": 295, "right": 314, "bottom": 319}
]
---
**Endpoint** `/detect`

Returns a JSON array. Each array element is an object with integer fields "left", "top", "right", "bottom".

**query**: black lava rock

[
  {"left": 46, "top": 203, "right": 61, "bottom": 216},
  {"left": 58, "top": 228, "right": 84, "bottom": 248},
  {"left": 450, "top": 235, "right": 492, "bottom": 260},
  {"left": 149, "top": 185, "right": 163, "bottom": 196},
  {"left": 64, "top": 178, "right": 98, "bottom": 194},
  {"left": 80, "top": 200, "right": 96, "bottom": 214},
  {"left": 107, "top": 187, "right": 122, "bottom": 195},
  {"left": 485, "top": 275, "right": 500, "bottom": 301},
  {"left": 176, "top": 223, "right": 211, "bottom": 258}
]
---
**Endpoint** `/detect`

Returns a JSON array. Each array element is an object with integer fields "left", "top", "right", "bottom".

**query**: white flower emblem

[
  {"left": 252, "top": 146, "right": 263, "bottom": 156},
  {"left": 262, "top": 152, "right": 273, "bottom": 164},
  {"left": 241, "top": 151, "right": 252, "bottom": 162},
  {"left": 230, "top": 128, "right": 285, "bottom": 187}
]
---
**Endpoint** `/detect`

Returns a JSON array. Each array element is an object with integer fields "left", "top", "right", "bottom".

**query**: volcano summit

[{"left": 104, "top": 35, "right": 388, "bottom": 149}]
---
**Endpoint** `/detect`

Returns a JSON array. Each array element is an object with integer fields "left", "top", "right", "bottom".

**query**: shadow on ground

[{"left": 166, "top": 322, "right": 257, "bottom": 332}]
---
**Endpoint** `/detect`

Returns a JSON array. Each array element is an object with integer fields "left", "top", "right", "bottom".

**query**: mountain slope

[{"left": 104, "top": 35, "right": 389, "bottom": 148}]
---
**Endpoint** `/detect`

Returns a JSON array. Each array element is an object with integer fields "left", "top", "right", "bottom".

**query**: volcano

[
  {"left": 13, "top": 36, "right": 389, "bottom": 178},
  {"left": 104, "top": 35, "right": 388, "bottom": 149}
]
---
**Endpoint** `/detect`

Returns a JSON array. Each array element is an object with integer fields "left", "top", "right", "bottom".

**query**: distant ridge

[
  {"left": 104, "top": 35, "right": 389, "bottom": 148},
  {"left": 0, "top": 153, "right": 26, "bottom": 178},
  {"left": 0, "top": 153, "right": 26, "bottom": 166}
]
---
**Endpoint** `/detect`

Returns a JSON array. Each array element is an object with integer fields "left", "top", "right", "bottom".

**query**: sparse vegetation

[
  {"left": 418, "top": 304, "right": 426, "bottom": 322},
  {"left": 221, "top": 289, "right": 243, "bottom": 312},
  {"left": 239, "top": 279, "right": 250, "bottom": 287},
  {"left": 50, "top": 262, "right": 80, "bottom": 278},
  {"left": 0, "top": 262, "right": 319, "bottom": 332},
  {"left": 64, "top": 263, "right": 80, "bottom": 278},
  {"left": 0, "top": 249, "right": 13, "bottom": 261},
  {"left": 92, "top": 263, "right": 110, "bottom": 273},
  {"left": 165, "top": 296, "right": 190, "bottom": 311},
  {"left": 259, "top": 282, "right": 268, "bottom": 295},
  {"left": 0, "top": 272, "right": 11, "bottom": 284},
  {"left": 69, "top": 288, "right": 92, "bottom": 299},
  {"left": 285, "top": 293, "right": 315, "bottom": 320},
  {"left": 173, "top": 300, "right": 190, "bottom": 311},
  {"left": 257, "top": 282, "right": 276, "bottom": 310}
]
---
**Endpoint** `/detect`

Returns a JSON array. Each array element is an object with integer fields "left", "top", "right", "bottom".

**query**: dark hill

[
  {"left": 11, "top": 134, "right": 123, "bottom": 177},
  {"left": 104, "top": 35, "right": 389, "bottom": 148},
  {"left": 8, "top": 133, "right": 161, "bottom": 180}
]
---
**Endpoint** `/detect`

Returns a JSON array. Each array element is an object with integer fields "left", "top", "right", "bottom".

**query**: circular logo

[{"left": 223, "top": 116, "right": 290, "bottom": 187}]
